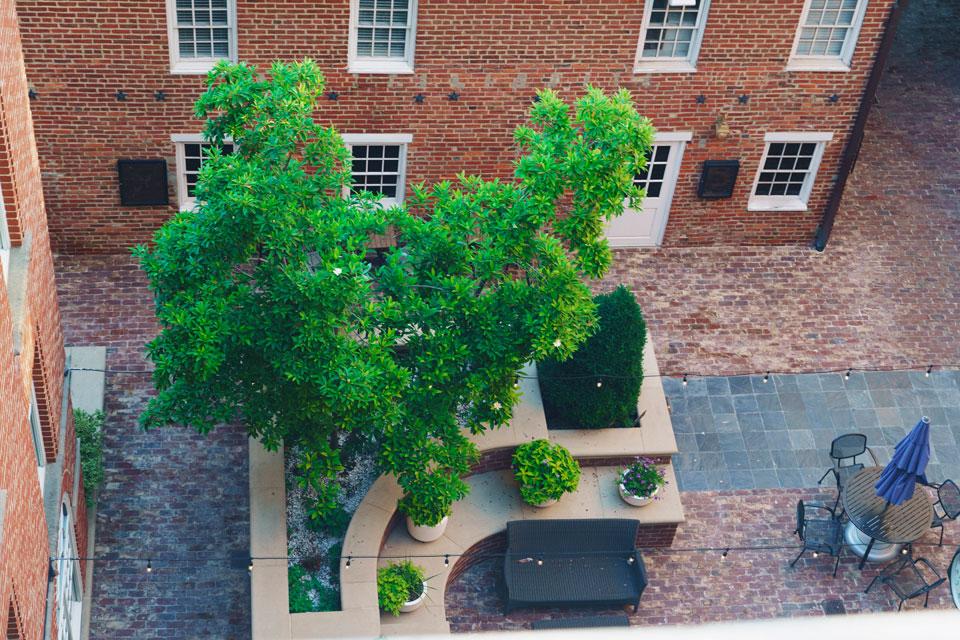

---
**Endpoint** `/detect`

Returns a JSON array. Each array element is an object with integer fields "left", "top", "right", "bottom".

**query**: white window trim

[
  {"left": 29, "top": 384, "right": 46, "bottom": 491},
  {"left": 56, "top": 501, "right": 83, "bottom": 640},
  {"left": 340, "top": 133, "right": 412, "bottom": 207},
  {"left": 165, "top": 0, "right": 238, "bottom": 75},
  {"left": 0, "top": 184, "right": 10, "bottom": 282},
  {"left": 347, "top": 0, "right": 418, "bottom": 75},
  {"left": 633, "top": 0, "right": 712, "bottom": 74},
  {"left": 786, "top": 0, "right": 870, "bottom": 72},
  {"left": 748, "top": 132, "right": 833, "bottom": 212},
  {"left": 171, "top": 134, "right": 234, "bottom": 211}
]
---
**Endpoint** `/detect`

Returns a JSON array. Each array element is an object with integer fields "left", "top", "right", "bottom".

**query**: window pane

[
  {"left": 176, "top": 0, "right": 233, "bottom": 59},
  {"left": 355, "top": 0, "right": 410, "bottom": 59},
  {"left": 797, "top": 0, "right": 860, "bottom": 58},
  {"left": 642, "top": 0, "right": 702, "bottom": 60},
  {"left": 754, "top": 140, "right": 820, "bottom": 201}
]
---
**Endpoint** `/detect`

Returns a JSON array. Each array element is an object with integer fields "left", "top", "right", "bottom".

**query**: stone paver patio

[{"left": 665, "top": 370, "right": 960, "bottom": 491}]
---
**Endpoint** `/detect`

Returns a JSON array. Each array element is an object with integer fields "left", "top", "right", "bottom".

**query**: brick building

[
  {"left": 15, "top": 0, "right": 898, "bottom": 254},
  {"left": 0, "top": 1, "right": 87, "bottom": 639}
]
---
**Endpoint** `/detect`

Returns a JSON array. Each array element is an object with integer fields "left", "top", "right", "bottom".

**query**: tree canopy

[{"left": 135, "top": 59, "right": 653, "bottom": 524}]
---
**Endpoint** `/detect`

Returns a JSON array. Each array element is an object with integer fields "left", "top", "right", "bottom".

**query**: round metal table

[{"left": 841, "top": 466, "right": 933, "bottom": 569}]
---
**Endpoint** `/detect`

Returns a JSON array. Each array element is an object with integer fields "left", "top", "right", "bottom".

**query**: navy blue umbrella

[{"left": 875, "top": 416, "right": 931, "bottom": 505}]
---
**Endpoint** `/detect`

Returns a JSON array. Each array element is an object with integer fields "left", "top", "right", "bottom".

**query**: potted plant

[
  {"left": 377, "top": 560, "right": 427, "bottom": 615},
  {"left": 399, "top": 490, "right": 452, "bottom": 543},
  {"left": 512, "top": 439, "right": 581, "bottom": 507},
  {"left": 618, "top": 457, "right": 666, "bottom": 507}
]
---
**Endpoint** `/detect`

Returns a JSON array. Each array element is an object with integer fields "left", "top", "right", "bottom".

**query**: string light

[
  {"left": 146, "top": 558, "right": 152, "bottom": 573},
  {"left": 812, "top": 551, "right": 819, "bottom": 558},
  {"left": 596, "top": 380, "right": 603, "bottom": 388},
  {"left": 536, "top": 558, "right": 543, "bottom": 566},
  {"left": 346, "top": 556, "right": 352, "bottom": 569},
  {"left": 444, "top": 555, "right": 450, "bottom": 567},
  {"left": 682, "top": 374, "right": 688, "bottom": 387},
  {"left": 248, "top": 558, "right": 254, "bottom": 573},
  {"left": 926, "top": 365, "right": 933, "bottom": 377},
  {"left": 845, "top": 369, "right": 852, "bottom": 380},
  {"left": 720, "top": 549, "right": 728, "bottom": 561},
  {"left": 763, "top": 371, "right": 769, "bottom": 383}
]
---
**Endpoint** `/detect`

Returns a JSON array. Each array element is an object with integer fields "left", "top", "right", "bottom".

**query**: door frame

[{"left": 612, "top": 131, "right": 691, "bottom": 248}]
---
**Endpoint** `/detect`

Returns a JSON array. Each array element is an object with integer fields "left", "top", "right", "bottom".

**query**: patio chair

[
  {"left": 927, "top": 479, "right": 960, "bottom": 546},
  {"left": 791, "top": 500, "right": 844, "bottom": 577},
  {"left": 865, "top": 553, "right": 946, "bottom": 611},
  {"left": 817, "top": 433, "right": 877, "bottom": 509}
]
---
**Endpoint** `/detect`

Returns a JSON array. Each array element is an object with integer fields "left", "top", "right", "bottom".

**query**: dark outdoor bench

[
  {"left": 531, "top": 614, "right": 631, "bottom": 630},
  {"left": 503, "top": 519, "right": 647, "bottom": 613}
]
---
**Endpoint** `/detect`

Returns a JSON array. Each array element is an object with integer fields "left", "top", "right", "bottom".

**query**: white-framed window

[
  {"left": 29, "top": 384, "right": 46, "bottom": 491},
  {"left": 634, "top": 0, "right": 712, "bottom": 74},
  {"left": 348, "top": 0, "right": 418, "bottom": 74},
  {"left": 748, "top": 132, "right": 833, "bottom": 212},
  {"left": 787, "top": 0, "right": 870, "bottom": 71},
  {"left": 56, "top": 502, "right": 83, "bottom": 640},
  {"left": 0, "top": 183, "right": 10, "bottom": 282},
  {"left": 165, "top": 0, "right": 238, "bottom": 75},
  {"left": 171, "top": 134, "right": 235, "bottom": 210},
  {"left": 340, "top": 134, "right": 412, "bottom": 206}
]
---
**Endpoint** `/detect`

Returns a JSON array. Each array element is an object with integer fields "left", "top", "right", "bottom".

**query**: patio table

[{"left": 842, "top": 466, "right": 933, "bottom": 569}]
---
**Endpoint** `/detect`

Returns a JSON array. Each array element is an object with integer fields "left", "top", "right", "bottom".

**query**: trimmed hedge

[{"left": 539, "top": 285, "right": 646, "bottom": 429}]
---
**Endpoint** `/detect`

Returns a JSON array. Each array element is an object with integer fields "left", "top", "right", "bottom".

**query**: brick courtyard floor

[
  {"left": 56, "top": 257, "right": 250, "bottom": 640},
  {"left": 445, "top": 488, "right": 958, "bottom": 632}
]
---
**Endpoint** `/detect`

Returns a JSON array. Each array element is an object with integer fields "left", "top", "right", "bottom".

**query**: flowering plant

[{"left": 619, "top": 457, "right": 666, "bottom": 499}]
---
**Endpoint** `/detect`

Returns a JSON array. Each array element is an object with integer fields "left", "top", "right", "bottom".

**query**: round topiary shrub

[
  {"left": 538, "top": 285, "right": 646, "bottom": 429},
  {"left": 512, "top": 439, "right": 581, "bottom": 505}
]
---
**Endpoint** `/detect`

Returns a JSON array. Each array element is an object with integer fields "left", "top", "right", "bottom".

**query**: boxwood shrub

[{"left": 539, "top": 285, "right": 646, "bottom": 428}]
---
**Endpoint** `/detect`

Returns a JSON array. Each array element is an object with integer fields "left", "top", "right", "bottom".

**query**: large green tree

[{"left": 136, "top": 60, "right": 653, "bottom": 524}]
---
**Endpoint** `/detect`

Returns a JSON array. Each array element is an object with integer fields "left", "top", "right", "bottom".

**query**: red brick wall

[
  {"left": 15, "top": 0, "right": 895, "bottom": 254},
  {"left": 0, "top": 0, "right": 83, "bottom": 636}
]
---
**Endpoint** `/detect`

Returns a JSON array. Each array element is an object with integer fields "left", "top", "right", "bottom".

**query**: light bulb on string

[
  {"left": 845, "top": 369, "right": 852, "bottom": 380},
  {"left": 444, "top": 555, "right": 450, "bottom": 567},
  {"left": 763, "top": 372, "right": 769, "bottom": 384},
  {"left": 146, "top": 558, "right": 152, "bottom": 573},
  {"left": 248, "top": 559, "right": 254, "bottom": 573},
  {"left": 720, "top": 549, "right": 728, "bottom": 561},
  {"left": 346, "top": 556, "right": 352, "bottom": 569},
  {"left": 926, "top": 365, "right": 933, "bottom": 377},
  {"left": 596, "top": 380, "right": 603, "bottom": 388},
  {"left": 682, "top": 374, "right": 688, "bottom": 387}
]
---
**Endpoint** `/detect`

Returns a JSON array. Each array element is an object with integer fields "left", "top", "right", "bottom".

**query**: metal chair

[
  {"left": 818, "top": 433, "right": 877, "bottom": 509},
  {"left": 928, "top": 479, "right": 960, "bottom": 546},
  {"left": 865, "top": 553, "right": 946, "bottom": 610},
  {"left": 791, "top": 500, "right": 844, "bottom": 577}
]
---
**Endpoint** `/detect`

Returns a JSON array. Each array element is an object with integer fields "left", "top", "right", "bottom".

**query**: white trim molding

[
  {"left": 165, "top": 0, "right": 238, "bottom": 75},
  {"left": 0, "top": 182, "right": 10, "bottom": 282},
  {"left": 634, "top": 0, "right": 712, "bottom": 74},
  {"left": 748, "top": 132, "right": 833, "bottom": 212},
  {"left": 786, "top": 0, "right": 869, "bottom": 72},
  {"left": 347, "top": 0, "right": 418, "bottom": 75},
  {"left": 340, "top": 133, "right": 412, "bottom": 206}
]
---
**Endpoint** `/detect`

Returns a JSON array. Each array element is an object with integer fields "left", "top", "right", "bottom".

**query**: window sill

[
  {"left": 633, "top": 60, "right": 698, "bottom": 74},
  {"left": 785, "top": 58, "right": 852, "bottom": 73},
  {"left": 348, "top": 59, "right": 415, "bottom": 75},
  {"left": 170, "top": 59, "right": 226, "bottom": 75},
  {"left": 747, "top": 197, "right": 809, "bottom": 212}
]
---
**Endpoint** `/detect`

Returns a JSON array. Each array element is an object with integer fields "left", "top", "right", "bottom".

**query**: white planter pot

[
  {"left": 619, "top": 483, "right": 659, "bottom": 507},
  {"left": 531, "top": 497, "right": 559, "bottom": 508},
  {"left": 406, "top": 516, "right": 448, "bottom": 542},
  {"left": 399, "top": 584, "right": 426, "bottom": 613}
]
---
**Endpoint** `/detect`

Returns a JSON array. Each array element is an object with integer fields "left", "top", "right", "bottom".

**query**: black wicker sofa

[{"left": 503, "top": 519, "right": 648, "bottom": 612}]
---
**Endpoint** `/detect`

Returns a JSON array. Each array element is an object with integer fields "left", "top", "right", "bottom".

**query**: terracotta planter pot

[
  {"left": 618, "top": 483, "right": 659, "bottom": 507},
  {"left": 399, "top": 584, "right": 426, "bottom": 613},
  {"left": 406, "top": 516, "right": 448, "bottom": 542}
]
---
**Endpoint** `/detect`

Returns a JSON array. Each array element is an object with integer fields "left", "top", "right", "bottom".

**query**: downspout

[{"left": 813, "top": 0, "right": 907, "bottom": 251}]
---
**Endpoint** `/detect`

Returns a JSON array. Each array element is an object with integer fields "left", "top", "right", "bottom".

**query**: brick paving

[
  {"left": 599, "top": 1, "right": 960, "bottom": 379},
  {"left": 666, "top": 370, "right": 960, "bottom": 491},
  {"left": 445, "top": 488, "right": 959, "bottom": 632},
  {"left": 55, "top": 256, "right": 251, "bottom": 640}
]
